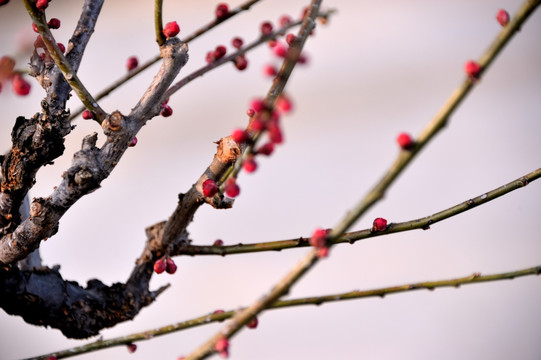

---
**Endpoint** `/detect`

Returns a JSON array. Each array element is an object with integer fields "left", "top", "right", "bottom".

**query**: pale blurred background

[{"left": 1, "top": 0, "right": 540, "bottom": 359}]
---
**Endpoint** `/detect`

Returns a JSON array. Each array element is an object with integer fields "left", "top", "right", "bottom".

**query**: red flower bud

[
  {"left": 214, "top": 45, "right": 227, "bottom": 60},
  {"left": 163, "top": 21, "right": 180, "bottom": 38},
  {"left": 11, "top": 74, "right": 31, "bottom": 96},
  {"left": 372, "top": 217, "right": 388, "bottom": 232},
  {"left": 243, "top": 156, "right": 258, "bottom": 173},
  {"left": 260, "top": 21, "right": 273, "bottom": 35},
  {"left": 232, "top": 37, "right": 243, "bottom": 49},
  {"left": 202, "top": 179, "right": 218, "bottom": 197},
  {"left": 126, "top": 56, "right": 138, "bottom": 71},
  {"left": 464, "top": 60, "right": 481, "bottom": 80},
  {"left": 496, "top": 9, "right": 510, "bottom": 26},
  {"left": 276, "top": 95, "right": 293, "bottom": 114},
  {"left": 165, "top": 258, "right": 177, "bottom": 274},
  {"left": 309, "top": 228, "right": 328, "bottom": 249},
  {"left": 213, "top": 239, "right": 224, "bottom": 246},
  {"left": 161, "top": 104, "right": 173, "bottom": 117},
  {"left": 278, "top": 15, "right": 292, "bottom": 27},
  {"left": 224, "top": 178, "right": 240, "bottom": 198},
  {"left": 247, "top": 316, "right": 258, "bottom": 329},
  {"left": 153, "top": 258, "right": 166, "bottom": 274},
  {"left": 256, "top": 142, "right": 274, "bottom": 156},
  {"left": 36, "top": 0, "right": 49, "bottom": 11},
  {"left": 231, "top": 128, "right": 249, "bottom": 143},
  {"left": 396, "top": 132, "right": 414, "bottom": 150},
  {"left": 82, "top": 110, "right": 93, "bottom": 120},
  {"left": 233, "top": 55, "right": 248, "bottom": 70},
  {"left": 215, "top": 3, "right": 229, "bottom": 20},
  {"left": 48, "top": 18, "right": 61, "bottom": 29}
]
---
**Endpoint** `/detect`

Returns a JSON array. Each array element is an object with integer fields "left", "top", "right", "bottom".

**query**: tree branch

[
  {"left": 0, "top": 39, "right": 188, "bottom": 265},
  {"left": 30, "top": 265, "right": 541, "bottom": 359},
  {"left": 1, "top": 0, "right": 104, "bottom": 236},
  {"left": 175, "top": 167, "right": 541, "bottom": 256}
]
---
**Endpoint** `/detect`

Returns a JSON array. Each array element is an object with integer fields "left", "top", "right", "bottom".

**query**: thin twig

[
  {"left": 176, "top": 167, "right": 541, "bottom": 256},
  {"left": 154, "top": 0, "right": 165, "bottom": 46},
  {"left": 30, "top": 265, "right": 541, "bottom": 359}
]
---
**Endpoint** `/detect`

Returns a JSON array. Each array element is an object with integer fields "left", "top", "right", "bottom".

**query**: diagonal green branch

[
  {"left": 22, "top": 0, "right": 108, "bottom": 123},
  {"left": 30, "top": 265, "right": 541, "bottom": 360}
]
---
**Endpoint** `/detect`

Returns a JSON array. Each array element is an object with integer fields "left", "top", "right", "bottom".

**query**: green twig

[
  {"left": 29, "top": 265, "right": 541, "bottom": 359},
  {"left": 23, "top": 0, "right": 107, "bottom": 123},
  {"left": 154, "top": 0, "right": 166, "bottom": 46}
]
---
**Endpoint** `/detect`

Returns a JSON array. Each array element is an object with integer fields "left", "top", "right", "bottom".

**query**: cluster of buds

[{"left": 153, "top": 256, "right": 177, "bottom": 274}]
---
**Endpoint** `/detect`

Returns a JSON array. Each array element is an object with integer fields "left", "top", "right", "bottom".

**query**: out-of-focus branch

[{"left": 31, "top": 265, "right": 541, "bottom": 359}]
